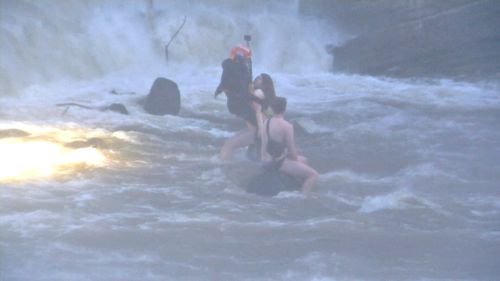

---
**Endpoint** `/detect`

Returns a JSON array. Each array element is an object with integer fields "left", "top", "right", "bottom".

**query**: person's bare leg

[
  {"left": 220, "top": 129, "right": 255, "bottom": 160},
  {"left": 220, "top": 121, "right": 257, "bottom": 160},
  {"left": 280, "top": 159, "right": 318, "bottom": 193},
  {"left": 302, "top": 170, "right": 318, "bottom": 193}
]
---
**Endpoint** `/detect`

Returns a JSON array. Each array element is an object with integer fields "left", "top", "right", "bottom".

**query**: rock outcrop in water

[
  {"left": 301, "top": 0, "right": 500, "bottom": 79},
  {"left": 246, "top": 168, "right": 301, "bottom": 196},
  {"left": 143, "top": 77, "right": 181, "bottom": 116}
]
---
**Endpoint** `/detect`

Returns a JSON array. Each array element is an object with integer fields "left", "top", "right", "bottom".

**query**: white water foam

[
  {"left": 359, "top": 189, "right": 440, "bottom": 213},
  {"left": 2, "top": 1, "right": 500, "bottom": 281}
]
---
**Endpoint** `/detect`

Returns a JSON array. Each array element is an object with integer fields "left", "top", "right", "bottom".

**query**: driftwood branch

[
  {"left": 56, "top": 103, "right": 94, "bottom": 116},
  {"left": 165, "top": 16, "right": 187, "bottom": 64},
  {"left": 56, "top": 102, "right": 128, "bottom": 115},
  {"left": 56, "top": 103, "right": 94, "bottom": 110}
]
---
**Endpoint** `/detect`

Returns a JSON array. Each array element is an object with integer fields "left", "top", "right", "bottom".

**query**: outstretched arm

[
  {"left": 251, "top": 102, "right": 266, "bottom": 160},
  {"left": 251, "top": 89, "right": 268, "bottom": 160},
  {"left": 215, "top": 59, "right": 231, "bottom": 97}
]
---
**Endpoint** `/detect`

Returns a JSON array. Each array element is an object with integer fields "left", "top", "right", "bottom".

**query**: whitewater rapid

[{"left": 1, "top": 1, "right": 500, "bottom": 280}]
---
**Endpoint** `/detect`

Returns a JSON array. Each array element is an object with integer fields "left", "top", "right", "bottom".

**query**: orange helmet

[{"left": 229, "top": 45, "right": 252, "bottom": 61}]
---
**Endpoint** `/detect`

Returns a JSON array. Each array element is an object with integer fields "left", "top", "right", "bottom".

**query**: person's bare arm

[
  {"left": 253, "top": 103, "right": 264, "bottom": 144},
  {"left": 252, "top": 90, "right": 267, "bottom": 160}
]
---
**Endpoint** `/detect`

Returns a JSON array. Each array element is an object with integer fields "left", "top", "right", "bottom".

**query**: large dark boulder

[
  {"left": 246, "top": 167, "right": 301, "bottom": 196},
  {"left": 144, "top": 77, "right": 180, "bottom": 116}
]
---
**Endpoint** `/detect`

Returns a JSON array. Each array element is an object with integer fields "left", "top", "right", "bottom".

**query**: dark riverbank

[{"left": 300, "top": 0, "right": 500, "bottom": 81}]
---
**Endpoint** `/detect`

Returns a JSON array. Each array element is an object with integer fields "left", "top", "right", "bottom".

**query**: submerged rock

[
  {"left": 0, "top": 129, "right": 30, "bottom": 139},
  {"left": 107, "top": 103, "right": 129, "bottom": 115},
  {"left": 246, "top": 167, "right": 301, "bottom": 196},
  {"left": 65, "top": 137, "right": 107, "bottom": 149}
]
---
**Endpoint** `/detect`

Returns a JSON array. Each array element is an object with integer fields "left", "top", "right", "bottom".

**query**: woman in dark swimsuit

[{"left": 262, "top": 97, "right": 318, "bottom": 193}]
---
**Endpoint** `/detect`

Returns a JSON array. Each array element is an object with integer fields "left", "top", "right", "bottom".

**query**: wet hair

[
  {"left": 256, "top": 73, "right": 276, "bottom": 107},
  {"left": 271, "top": 96, "right": 287, "bottom": 114}
]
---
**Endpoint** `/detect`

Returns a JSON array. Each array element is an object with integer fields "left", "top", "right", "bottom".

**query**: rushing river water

[{"left": 1, "top": 1, "right": 499, "bottom": 280}]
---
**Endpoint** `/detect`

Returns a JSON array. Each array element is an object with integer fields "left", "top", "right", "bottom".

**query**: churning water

[{"left": 1, "top": 1, "right": 499, "bottom": 280}]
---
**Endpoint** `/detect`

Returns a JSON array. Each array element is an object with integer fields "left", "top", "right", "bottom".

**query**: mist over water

[
  {"left": 1, "top": 1, "right": 500, "bottom": 281},
  {"left": 0, "top": 0, "right": 331, "bottom": 95}
]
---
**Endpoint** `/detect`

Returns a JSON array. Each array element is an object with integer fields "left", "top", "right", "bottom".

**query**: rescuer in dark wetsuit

[
  {"left": 216, "top": 45, "right": 258, "bottom": 160},
  {"left": 214, "top": 45, "right": 255, "bottom": 126}
]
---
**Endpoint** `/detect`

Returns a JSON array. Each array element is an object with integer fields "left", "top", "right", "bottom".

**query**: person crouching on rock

[{"left": 262, "top": 97, "right": 319, "bottom": 193}]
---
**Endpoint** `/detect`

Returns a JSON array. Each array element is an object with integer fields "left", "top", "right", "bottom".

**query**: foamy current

[{"left": 1, "top": 1, "right": 499, "bottom": 280}]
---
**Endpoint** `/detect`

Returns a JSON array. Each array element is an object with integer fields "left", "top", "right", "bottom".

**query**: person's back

[{"left": 265, "top": 117, "right": 290, "bottom": 160}]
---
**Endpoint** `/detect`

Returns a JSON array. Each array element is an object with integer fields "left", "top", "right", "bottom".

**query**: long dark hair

[{"left": 257, "top": 73, "right": 276, "bottom": 108}]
